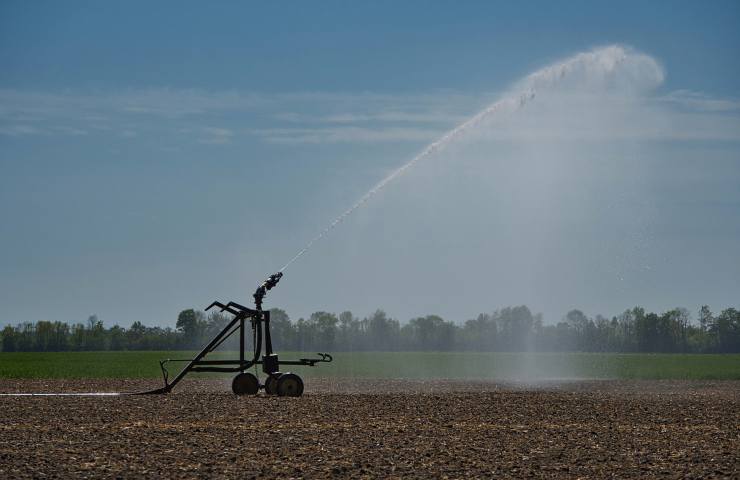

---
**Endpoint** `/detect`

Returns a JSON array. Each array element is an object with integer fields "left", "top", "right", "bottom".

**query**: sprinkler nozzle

[{"left": 253, "top": 272, "right": 283, "bottom": 310}]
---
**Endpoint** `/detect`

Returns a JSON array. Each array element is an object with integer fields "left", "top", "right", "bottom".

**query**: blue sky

[{"left": 1, "top": 1, "right": 738, "bottom": 327}]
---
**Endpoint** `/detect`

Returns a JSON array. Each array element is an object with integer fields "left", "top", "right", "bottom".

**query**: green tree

[
  {"left": 86, "top": 315, "right": 106, "bottom": 351},
  {"left": 109, "top": 325, "right": 125, "bottom": 350},
  {"left": 70, "top": 323, "right": 86, "bottom": 350},
  {"left": 269, "top": 308, "right": 296, "bottom": 351},
  {"left": 405, "top": 315, "right": 455, "bottom": 351},
  {"left": 462, "top": 313, "right": 497, "bottom": 351},
  {"left": 635, "top": 310, "right": 659, "bottom": 352},
  {"left": 205, "top": 311, "right": 232, "bottom": 348},
  {"left": 699, "top": 305, "right": 713, "bottom": 332},
  {"left": 366, "top": 310, "right": 400, "bottom": 351},
  {"left": 337, "top": 311, "right": 357, "bottom": 349},
  {"left": 713, "top": 308, "right": 740, "bottom": 353},
  {"left": 1, "top": 325, "right": 16, "bottom": 352},
  {"left": 176, "top": 309, "right": 206, "bottom": 348},
  {"left": 308, "top": 311, "right": 338, "bottom": 351},
  {"left": 497, "top": 306, "right": 537, "bottom": 351},
  {"left": 126, "top": 321, "right": 147, "bottom": 350},
  {"left": 565, "top": 309, "right": 593, "bottom": 351}
]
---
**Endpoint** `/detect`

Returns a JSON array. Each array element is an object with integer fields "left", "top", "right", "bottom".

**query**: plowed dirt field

[{"left": 1, "top": 379, "right": 737, "bottom": 478}]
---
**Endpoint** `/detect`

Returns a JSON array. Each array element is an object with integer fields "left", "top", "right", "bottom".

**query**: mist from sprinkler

[{"left": 276, "top": 45, "right": 662, "bottom": 275}]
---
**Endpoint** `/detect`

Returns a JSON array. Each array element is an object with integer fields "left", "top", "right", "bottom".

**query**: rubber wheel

[
  {"left": 232, "top": 372, "right": 259, "bottom": 395},
  {"left": 264, "top": 374, "right": 281, "bottom": 395},
  {"left": 276, "top": 372, "right": 304, "bottom": 397}
]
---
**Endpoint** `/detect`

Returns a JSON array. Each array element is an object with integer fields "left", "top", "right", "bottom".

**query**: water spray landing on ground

[{"left": 278, "top": 45, "right": 662, "bottom": 273}]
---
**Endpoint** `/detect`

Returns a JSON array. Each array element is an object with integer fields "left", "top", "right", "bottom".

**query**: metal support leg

[
  {"left": 264, "top": 310, "right": 273, "bottom": 355},
  {"left": 239, "top": 317, "right": 245, "bottom": 372}
]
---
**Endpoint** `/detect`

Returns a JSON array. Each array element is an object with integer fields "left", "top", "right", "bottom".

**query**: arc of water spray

[
  {"left": 278, "top": 46, "right": 636, "bottom": 273},
  {"left": 278, "top": 91, "right": 532, "bottom": 273}
]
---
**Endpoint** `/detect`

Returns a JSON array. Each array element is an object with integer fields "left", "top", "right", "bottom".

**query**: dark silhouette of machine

[{"left": 142, "top": 272, "right": 332, "bottom": 396}]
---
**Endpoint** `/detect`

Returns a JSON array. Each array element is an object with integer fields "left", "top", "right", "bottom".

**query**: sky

[{"left": 1, "top": 1, "right": 739, "bottom": 328}]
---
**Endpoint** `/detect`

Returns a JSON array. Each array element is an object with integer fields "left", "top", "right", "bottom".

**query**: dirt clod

[{"left": 0, "top": 379, "right": 737, "bottom": 478}]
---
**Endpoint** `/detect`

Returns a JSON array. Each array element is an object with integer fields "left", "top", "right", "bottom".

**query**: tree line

[{"left": 1, "top": 305, "right": 738, "bottom": 353}]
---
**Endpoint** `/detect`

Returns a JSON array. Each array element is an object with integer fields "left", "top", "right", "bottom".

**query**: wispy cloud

[
  {"left": 250, "top": 126, "right": 440, "bottom": 144},
  {"left": 0, "top": 124, "right": 40, "bottom": 136},
  {"left": 0, "top": 88, "right": 480, "bottom": 144},
  {"left": 273, "top": 110, "right": 468, "bottom": 125},
  {"left": 119, "top": 130, "right": 137, "bottom": 138},
  {"left": 0, "top": 87, "right": 739, "bottom": 146},
  {"left": 52, "top": 126, "right": 88, "bottom": 136},
  {"left": 198, "top": 126, "right": 234, "bottom": 144},
  {"left": 660, "top": 90, "right": 740, "bottom": 112}
]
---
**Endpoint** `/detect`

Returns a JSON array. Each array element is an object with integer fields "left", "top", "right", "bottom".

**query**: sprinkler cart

[{"left": 142, "top": 272, "right": 332, "bottom": 396}]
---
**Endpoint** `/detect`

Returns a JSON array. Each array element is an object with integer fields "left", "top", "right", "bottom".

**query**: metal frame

[{"left": 140, "top": 273, "right": 332, "bottom": 394}]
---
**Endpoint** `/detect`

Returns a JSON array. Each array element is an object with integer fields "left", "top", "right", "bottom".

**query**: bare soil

[{"left": 1, "top": 379, "right": 738, "bottom": 478}]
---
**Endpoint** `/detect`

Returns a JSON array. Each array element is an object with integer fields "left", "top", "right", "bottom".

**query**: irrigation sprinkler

[{"left": 141, "top": 272, "right": 332, "bottom": 396}]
